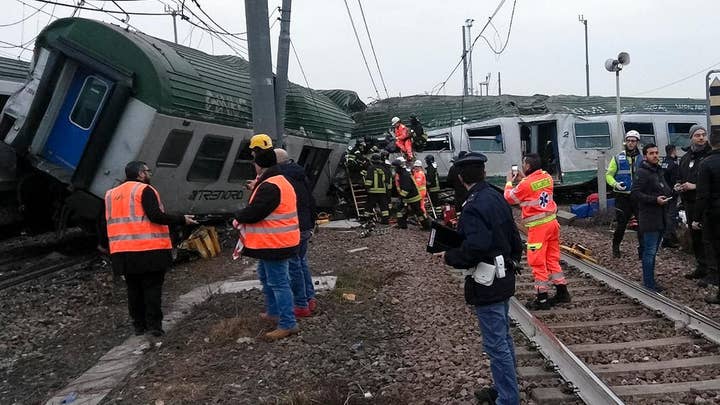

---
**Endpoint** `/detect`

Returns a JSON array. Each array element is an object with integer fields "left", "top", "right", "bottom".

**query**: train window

[
  {"left": 466, "top": 126, "right": 504, "bottom": 152},
  {"left": 157, "top": 130, "right": 193, "bottom": 167},
  {"left": 187, "top": 135, "right": 232, "bottom": 182},
  {"left": 574, "top": 122, "right": 611, "bottom": 149},
  {"left": 668, "top": 122, "right": 698, "bottom": 149},
  {"left": 298, "top": 146, "right": 331, "bottom": 190},
  {"left": 69, "top": 76, "right": 108, "bottom": 130},
  {"left": 424, "top": 134, "right": 452, "bottom": 151},
  {"left": 228, "top": 140, "right": 255, "bottom": 182},
  {"left": 624, "top": 122, "right": 655, "bottom": 145}
]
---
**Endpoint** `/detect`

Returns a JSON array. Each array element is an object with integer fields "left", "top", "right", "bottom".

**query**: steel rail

[
  {"left": 508, "top": 297, "right": 624, "bottom": 405},
  {"left": 0, "top": 256, "right": 95, "bottom": 291},
  {"left": 561, "top": 252, "right": 720, "bottom": 346}
]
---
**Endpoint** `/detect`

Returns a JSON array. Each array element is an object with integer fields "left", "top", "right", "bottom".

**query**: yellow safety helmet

[{"left": 249, "top": 133, "right": 273, "bottom": 150}]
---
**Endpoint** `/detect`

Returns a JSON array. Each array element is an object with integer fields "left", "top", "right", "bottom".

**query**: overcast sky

[{"left": 3, "top": 0, "right": 719, "bottom": 102}]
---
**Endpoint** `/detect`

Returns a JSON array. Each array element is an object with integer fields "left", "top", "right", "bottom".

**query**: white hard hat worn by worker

[
  {"left": 624, "top": 130, "right": 640, "bottom": 141},
  {"left": 413, "top": 160, "right": 423, "bottom": 167},
  {"left": 391, "top": 116, "right": 400, "bottom": 125}
]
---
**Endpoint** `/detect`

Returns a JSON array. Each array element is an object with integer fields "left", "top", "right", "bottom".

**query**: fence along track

[{"left": 509, "top": 251, "right": 720, "bottom": 404}]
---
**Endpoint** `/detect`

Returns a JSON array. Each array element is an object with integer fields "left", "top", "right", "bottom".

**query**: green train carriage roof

[
  {"left": 352, "top": 94, "right": 706, "bottom": 139},
  {"left": 0, "top": 56, "right": 30, "bottom": 83},
  {"left": 35, "top": 18, "right": 356, "bottom": 143}
]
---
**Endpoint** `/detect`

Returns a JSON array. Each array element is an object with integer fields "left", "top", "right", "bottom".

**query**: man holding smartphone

[{"left": 630, "top": 143, "right": 673, "bottom": 292}]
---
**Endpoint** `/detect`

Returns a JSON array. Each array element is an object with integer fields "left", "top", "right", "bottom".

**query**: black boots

[
  {"left": 612, "top": 244, "right": 621, "bottom": 258},
  {"left": 526, "top": 292, "right": 551, "bottom": 310},
  {"left": 475, "top": 387, "right": 499, "bottom": 404},
  {"left": 548, "top": 284, "right": 571, "bottom": 305}
]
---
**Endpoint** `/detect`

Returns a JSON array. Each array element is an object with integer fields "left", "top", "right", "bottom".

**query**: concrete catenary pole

[
  {"left": 245, "top": 0, "right": 278, "bottom": 140},
  {"left": 462, "top": 26, "right": 468, "bottom": 96},
  {"left": 274, "top": 0, "right": 292, "bottom": 146}
]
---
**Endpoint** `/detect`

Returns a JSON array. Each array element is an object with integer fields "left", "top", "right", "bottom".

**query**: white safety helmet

[
  {"left": 391, "top": 116, "right": 400, "bottom": 125},
  {"left": 413, "top": 160, "right": 423, "bottom": 167},
  {"left": 625, "top": 130, "right": 640, "bottom": 141}
]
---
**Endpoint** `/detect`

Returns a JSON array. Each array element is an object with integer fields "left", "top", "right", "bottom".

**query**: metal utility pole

[
  {"left": 465, "top": 19, "right": 474, "bottom": 96},
  {"left": 164, "top": 5, "right": 179, "bottom": 43},
  {"left": 462, "top": 26, "right": 468, "bottom": 96},
  {"left": 245, "top": 0, "right": 278, "bottom": 140},
  {"left": 579, "top": 15, "right": 589, "bottom": 96},
  {"left": 274, "top": 1, "right": 291, "bottom": 145}
]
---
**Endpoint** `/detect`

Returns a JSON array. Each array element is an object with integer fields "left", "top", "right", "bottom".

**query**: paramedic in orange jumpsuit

[
  {"left": 504, "top": 153, "right": 571, "bottom": 310},
  {"left": 392, "top": 116, "right": 413, "bottom": 161},
  {"left": 412, "top": 160, "right": 427, "bottom": 214}
]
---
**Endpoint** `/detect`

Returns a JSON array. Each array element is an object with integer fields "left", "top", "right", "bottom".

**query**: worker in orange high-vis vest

[
  {"left": 504, "top": 153, "right": 571, "bottom": 310},
  {"left": 105, "top": 161, "right": 198, "bottom": 337},
  {"left": 392, "top": 116, "right": 414, "bottom": 161},
  {"left": 412, "top": 160, "right": 428, "bottom": 214},
  {"left": 234, "top": 143, "right": 301, "bottom": 341}
]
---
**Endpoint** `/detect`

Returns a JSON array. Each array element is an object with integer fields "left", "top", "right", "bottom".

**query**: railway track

[
  {"left": 511, "top": 251, "right": 720, "bottom": 404},
  {"left": 0, "top": 252, "right": 98, "bottom": 291}
]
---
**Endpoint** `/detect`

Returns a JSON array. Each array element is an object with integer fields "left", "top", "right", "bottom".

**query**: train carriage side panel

[{"left": 89, "top": 98, "right": 157, "bottom": 198}]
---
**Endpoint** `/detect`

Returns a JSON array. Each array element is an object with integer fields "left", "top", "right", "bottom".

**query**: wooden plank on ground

[
  {"left": 531, "top": 388, "right": 578, "bottom": 405},
  {"left": 612, "top": 378, "right": 720, "bottom": 396},
  {"left": 517, "top": 366, "right": 556, "bottom": 379},
  {"left": 591, "top": 355, "right": 720, "bottom": 375},
  {"left": 557, "top": 210, "right": 576, "bottom": 225},
  {"left": 549, "top": 316, "right": 658, "bottom": 330},
  {"left": 569, "top": 336, "right": 702, "bottom": 353}
]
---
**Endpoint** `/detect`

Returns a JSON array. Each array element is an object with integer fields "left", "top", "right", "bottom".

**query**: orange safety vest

[
  {"left": 105, "top": 181, "right": 172, "bottom": 254},
  {"left": 504, "top": 170, "right": 558, "bottom": 227},
  {"left": 243, "top": 175, "right": 300, "bottom": 250},
  {"left": 412, "top": 169, "right": 427, "bottom": 193}
]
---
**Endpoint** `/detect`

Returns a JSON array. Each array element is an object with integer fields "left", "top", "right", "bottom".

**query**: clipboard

[{"left": 427, "top": 221, "right": 463, "bottom": 253}]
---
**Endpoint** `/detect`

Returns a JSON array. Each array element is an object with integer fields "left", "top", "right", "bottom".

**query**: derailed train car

[
  {"left": 353, "top": 95, "right": 706, "bottom": 189},
  {"left": 0, "top": 18, "right": 357, "bottom": 229}
]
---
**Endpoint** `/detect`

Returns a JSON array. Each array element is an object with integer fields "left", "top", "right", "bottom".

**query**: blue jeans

[
  {"left": 257, "top": 259, "right": 296, "bottom": 330},
  {"left": 642, "top": 232, "right": 663, "bottom": 291},
  {"left": 289, "top": 230, "right": 315, "bottom": 308},
  {"left": 475, "top": 300, "right": 519, "bottom": 405}
]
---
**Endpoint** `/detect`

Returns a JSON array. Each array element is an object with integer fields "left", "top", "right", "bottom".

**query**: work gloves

[{"left": 614, "top": 182, "right": 627, "bottom": 191}]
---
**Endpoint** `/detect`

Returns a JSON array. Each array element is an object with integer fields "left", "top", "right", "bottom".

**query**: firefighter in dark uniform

[
  {"left": 425, "top": 155, "right": 441, "bottom": 207},
  {"left": 363, "top": 154, "right": 390, "bottom": 224},
  {"left": 392, "top": 158, "right": 430, "bottom": 230}
]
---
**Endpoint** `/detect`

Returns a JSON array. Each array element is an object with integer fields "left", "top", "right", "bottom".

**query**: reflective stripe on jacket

[
  {"left": 105, "top": 181, "right": 172, "bottom": 254},
  {"left": 426, "top": 165, "right": 441, "bottom": 192},
  {"left": 606, "top": 151, "right": 642, "bottom": 193},
  {"left": 395, "top": 171, "right": 422, "bottom": 203},
  {"left": 364, "top": 165, "right": 387, "bottom": 194},
  {"left": 243, "top": 175, "right": 300, "bottom": 250},
  {"left": 504, "top": 170, "right": 558, "bottom": 228}
]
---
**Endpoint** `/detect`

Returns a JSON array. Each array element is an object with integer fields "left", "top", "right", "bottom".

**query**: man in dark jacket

[
  {"left": 425, "top": 155, "right": 441, "bottom": 207},
  {"left": 661, "top": 144, "right": 680, "bottom": 247},
  {"left": 234, "top": 145, "right": 300, "bottom": 341},
  {"left": 447, "top": 151, "right": 468, "bottom": 211},
  {"left": 435, "top": 152, "right": 523, "bottom": 405},
  {"left": 362, "top": 153, "right": 390, "bottom": 224},
  {"left": 631, "top": 144, "right": 672, "bottom": 292},
  {"left": 678, "top": 125, "right": 716, "bottom": 281},
  {"left": 105, "top": 161, "right": 198, "bottom": 337},
  {"left": 276, "top": 148, "right": 318, "bottom": 316},
  {"left": 695, "top": 127, "right": 720, "bottom": 303}
]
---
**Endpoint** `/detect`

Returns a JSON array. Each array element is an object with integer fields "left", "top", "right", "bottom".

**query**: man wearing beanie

[
  {"left": 234, "top": 135, "right": 301, "bottom": 341},
  {"left": 678, "top": 125, "right": 717, "bottom": 284}
]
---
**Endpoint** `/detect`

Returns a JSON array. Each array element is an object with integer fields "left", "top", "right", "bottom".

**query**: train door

[
  {"left": 519, "top": 121, "right": 562, "bottom": 182},
  {"left": 41, "top": 67, "right": 113, "bottom": 171}
]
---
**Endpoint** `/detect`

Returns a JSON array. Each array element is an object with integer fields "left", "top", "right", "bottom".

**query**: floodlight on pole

[
  {"left": 605, "top": 52, "right": 630, "bottom": 140},
  {"left": 578, "top": 14, "right": 589, "bottom": 96}
]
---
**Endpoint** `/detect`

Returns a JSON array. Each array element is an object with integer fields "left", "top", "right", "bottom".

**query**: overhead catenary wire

[
  {"left": 431, "top": 0, "right": 513, "bottom": 95},
  {"left": 33, "top": 0, "right": 171, "bottom": 15},
  {"left": 0, "top": 3, "right": 46, "bottom": 27},
  {"left": 342, "top": 0, "right": 380, "bottom": 100},
  {"left": 356, "top": 0, "right": 388, "bottom": 98},
  {"left": 632, "top": 60, "right": 720, "bottom": 96}
]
